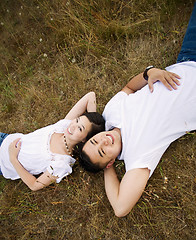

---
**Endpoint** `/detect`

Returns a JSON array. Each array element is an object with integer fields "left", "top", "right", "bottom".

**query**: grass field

[{"left": 0, "top": 0, "right": 195, "bottom": 239}]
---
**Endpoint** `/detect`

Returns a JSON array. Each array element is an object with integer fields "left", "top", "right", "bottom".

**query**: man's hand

[
  {"left": 9, "top": 138, "right": 21, "bottom": 163},
  {"left": 148, "top": 68, "right": 181, "bottom": 92}
]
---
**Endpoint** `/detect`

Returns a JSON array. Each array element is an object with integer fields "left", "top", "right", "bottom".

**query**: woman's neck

[{"left": 63, "top": 134, "right": 77, "bottom": 149}]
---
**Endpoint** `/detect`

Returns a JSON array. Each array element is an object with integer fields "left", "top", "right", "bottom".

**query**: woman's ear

[{"left": 106, "top": 159, "right": 115, "bottom": 169}]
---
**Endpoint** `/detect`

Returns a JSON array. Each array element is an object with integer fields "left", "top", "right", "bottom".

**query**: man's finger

[
  {"left": 166, "top": 75, "right": 178, "bottom": 90},
  {"left": 161, "top": 77, "right": 173, "bottom": 91},
  {"left": 148, "top": 82, "right": 154, "bottom": 93}
]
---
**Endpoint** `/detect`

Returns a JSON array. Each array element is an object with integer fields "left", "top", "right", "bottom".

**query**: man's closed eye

[{"left": 98, "top": 150, "right": 103, "bottom": 157}]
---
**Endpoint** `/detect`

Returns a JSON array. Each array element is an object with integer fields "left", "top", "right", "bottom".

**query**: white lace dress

[{"left": 0, "top": 119, "right": 76, "bottom": 183}]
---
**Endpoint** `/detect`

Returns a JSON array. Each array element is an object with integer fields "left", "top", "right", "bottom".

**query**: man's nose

[{"left": 101, "top": 137, "right": 109, "bottom": 146}]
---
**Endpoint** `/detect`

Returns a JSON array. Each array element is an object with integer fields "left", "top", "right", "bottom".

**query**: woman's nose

[{"left": 70, "top": 125, "right": 75, "bottom": 134}]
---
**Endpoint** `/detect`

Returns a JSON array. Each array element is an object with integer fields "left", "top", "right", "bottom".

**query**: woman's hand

[
  {"left": 148, "top": 68, "right": 181, "bottom": 92},
  {"left": 8, "top": 138, "right": 55, "bottom": 191},
  {"left": 9, "top": 138, "right": 21, "bottom": 163},
  {"left": 65, "top": 91, "right": 97, "bottom": 120},
  {"left": 86, "top": 91, "right": 96, "bottom": 112}
]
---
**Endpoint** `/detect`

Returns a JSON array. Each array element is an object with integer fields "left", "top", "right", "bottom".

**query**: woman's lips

[{"left": 67, "top": 127, "right": 72, "bottom": 135}]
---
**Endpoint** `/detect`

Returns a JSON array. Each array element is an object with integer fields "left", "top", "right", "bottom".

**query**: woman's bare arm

[
  {"left": 9, "top": 139, "right": 57, "bottom": 191},
  {"left": 65, "top": 92, "right": 96, "bottom": 120}
]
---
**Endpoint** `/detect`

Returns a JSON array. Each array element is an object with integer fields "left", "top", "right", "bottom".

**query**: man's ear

[{"left": 106, "top": 159, "right": 115, "bottom": 169}]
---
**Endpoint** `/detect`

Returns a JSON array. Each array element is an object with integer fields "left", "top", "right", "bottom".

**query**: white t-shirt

[
  {"left": 0, "top": 119, "right": 76, "bottom": 183},
  {"left": 102, "top": 61, "right": 196, "bottom": 177}
]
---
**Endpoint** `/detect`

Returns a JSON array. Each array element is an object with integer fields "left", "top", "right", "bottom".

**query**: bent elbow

[
  {"left": 114, "top": 207, "right": 132, "bottom": 218},
  {"left": 29, "top": 184, "right": 41, "bottom": 191},
  {"left": 29, "top": 186, "right": 38, "bottom": 191}
]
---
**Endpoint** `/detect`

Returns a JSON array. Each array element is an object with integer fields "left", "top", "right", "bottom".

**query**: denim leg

[
  {"left": 0, "top": 132, "right": 9, "bottom": 175},
  {"left": 0, "top": 132, "right": 9, "bottom": 147},
  {"left": 177, "top": 3, "right": 196, "bottom": 62}
]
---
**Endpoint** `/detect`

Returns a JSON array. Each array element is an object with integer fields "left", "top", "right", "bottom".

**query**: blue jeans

[
  {"left": 177, "top": 3, "right": 196, "bottom": 62},
  {"left": 0, "top": 132, "right": 9, "bottom": 175}
]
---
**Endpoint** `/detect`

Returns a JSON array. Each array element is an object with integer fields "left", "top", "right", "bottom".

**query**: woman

[{"left": 0, "top": 92, "right": 105, "bottom": 191}]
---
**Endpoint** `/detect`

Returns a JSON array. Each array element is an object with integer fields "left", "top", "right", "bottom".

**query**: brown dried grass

[{"left": 0, "top": 0, "right": 195, "bottom": 239}]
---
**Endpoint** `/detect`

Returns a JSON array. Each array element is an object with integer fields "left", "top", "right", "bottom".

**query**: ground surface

[{"left": 0, "top": 1, "right": 195, "bottom": 239}]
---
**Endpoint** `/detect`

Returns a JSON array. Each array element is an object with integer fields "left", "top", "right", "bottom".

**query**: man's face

[{"left": 83, "top": 128, "right": 122, "bottom": 168}]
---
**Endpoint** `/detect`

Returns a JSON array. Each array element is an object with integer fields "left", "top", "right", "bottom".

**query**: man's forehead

[
  {"left": 84, "top": 139, "right": 96, "bottom": 150},
  {"left": 83, "top": 139, "right": 101, "bottom": 161}
]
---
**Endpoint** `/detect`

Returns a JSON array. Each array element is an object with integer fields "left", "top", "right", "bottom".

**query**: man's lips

[{"left": 106, "top": 134, "right": 114, "bottom": 144}]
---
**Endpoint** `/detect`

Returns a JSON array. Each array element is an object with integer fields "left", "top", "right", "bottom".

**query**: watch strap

[{"left": 143, "top": 65, "right": 154, "bottom": 81}]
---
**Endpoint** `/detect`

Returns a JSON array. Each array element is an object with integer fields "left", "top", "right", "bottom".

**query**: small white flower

[
  {"left": 43, "top": 53, "right": 47, "bottom": 58},
  {"left": 37, "top": 6, "right": 40, "bottom": 9},
  {"left": 66, "top": 1, "right": 70, "bottom": 6},
  {"left": 71, "top": 58, "right": 76, "bottom": 63},
  {"left": 164, "top": 176, "right": 168, "bottom": 184},
  {"left": 21, "top": 6, "right": 23, "bottom": 9},
  {"left": 7, "top": 9, "right": 9, "bottom": 13},
  {"left": 39, "top": 38, "right": 43, "bottom": 42},
  {"left": 50, "top": 18, "right": 53, "bottom": 21},
  {"left": 19, "top": 12, "right": 22, "bottom": 16},
  {"left": 1, "top": 22, "right": 4, "bottom": 26}
]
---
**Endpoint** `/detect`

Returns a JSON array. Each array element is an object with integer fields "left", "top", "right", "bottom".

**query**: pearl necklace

[{"left": 63, "top": 134, "right": 73, "bottom": 157}]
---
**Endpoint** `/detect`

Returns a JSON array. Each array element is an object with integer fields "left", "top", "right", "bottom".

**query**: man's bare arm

[
  {"left": 122, "top": 68, "right": 181, "bottom": 94},
  {"left": 104, "top": 166, "right": 150, "bottom": 217}
]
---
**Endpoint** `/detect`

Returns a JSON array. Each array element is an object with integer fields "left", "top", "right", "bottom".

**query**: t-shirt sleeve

[
  {"left": 102, "top": 91, "right": 127, "bottom": 131},
  {"left": 47, "top": 156, "right": 76, "bottom": 183},
  {"left": 124, "top": 144, "right": 170, "bottom": 178}
]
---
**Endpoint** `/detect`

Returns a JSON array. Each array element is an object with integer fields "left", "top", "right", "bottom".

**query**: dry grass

[{"left": 0, "top": 0, "right": 195, "bottom": 239}]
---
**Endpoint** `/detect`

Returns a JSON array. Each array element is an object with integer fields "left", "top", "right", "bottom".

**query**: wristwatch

[{"left": 143, "top": 65, "right": 154, "bottom": 81}]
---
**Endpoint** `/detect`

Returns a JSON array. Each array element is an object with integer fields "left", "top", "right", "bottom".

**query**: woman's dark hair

[
  {"left": 82, "top": 112, "right": 105, "bottom": 141},
  {"left": 73, "top": 112, "right": 105, "bottom": 160}
]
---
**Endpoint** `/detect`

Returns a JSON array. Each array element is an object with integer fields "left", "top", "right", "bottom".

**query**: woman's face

[{"left": 65, "top": 116, "right": 92, "bottom": 143}]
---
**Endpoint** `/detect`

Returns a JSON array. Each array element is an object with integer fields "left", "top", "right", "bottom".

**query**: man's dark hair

[{"left": 79, "top": 150, "right": 104, "bottom": 173}]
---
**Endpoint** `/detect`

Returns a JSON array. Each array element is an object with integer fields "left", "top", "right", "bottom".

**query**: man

[{"left": 80, "top": 3, "right": 196, "bottom": 217}]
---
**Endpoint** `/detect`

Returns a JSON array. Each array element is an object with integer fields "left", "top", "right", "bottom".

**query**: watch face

[{"left": 146, "top": 65, "right": 154, "bottom": 70}]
